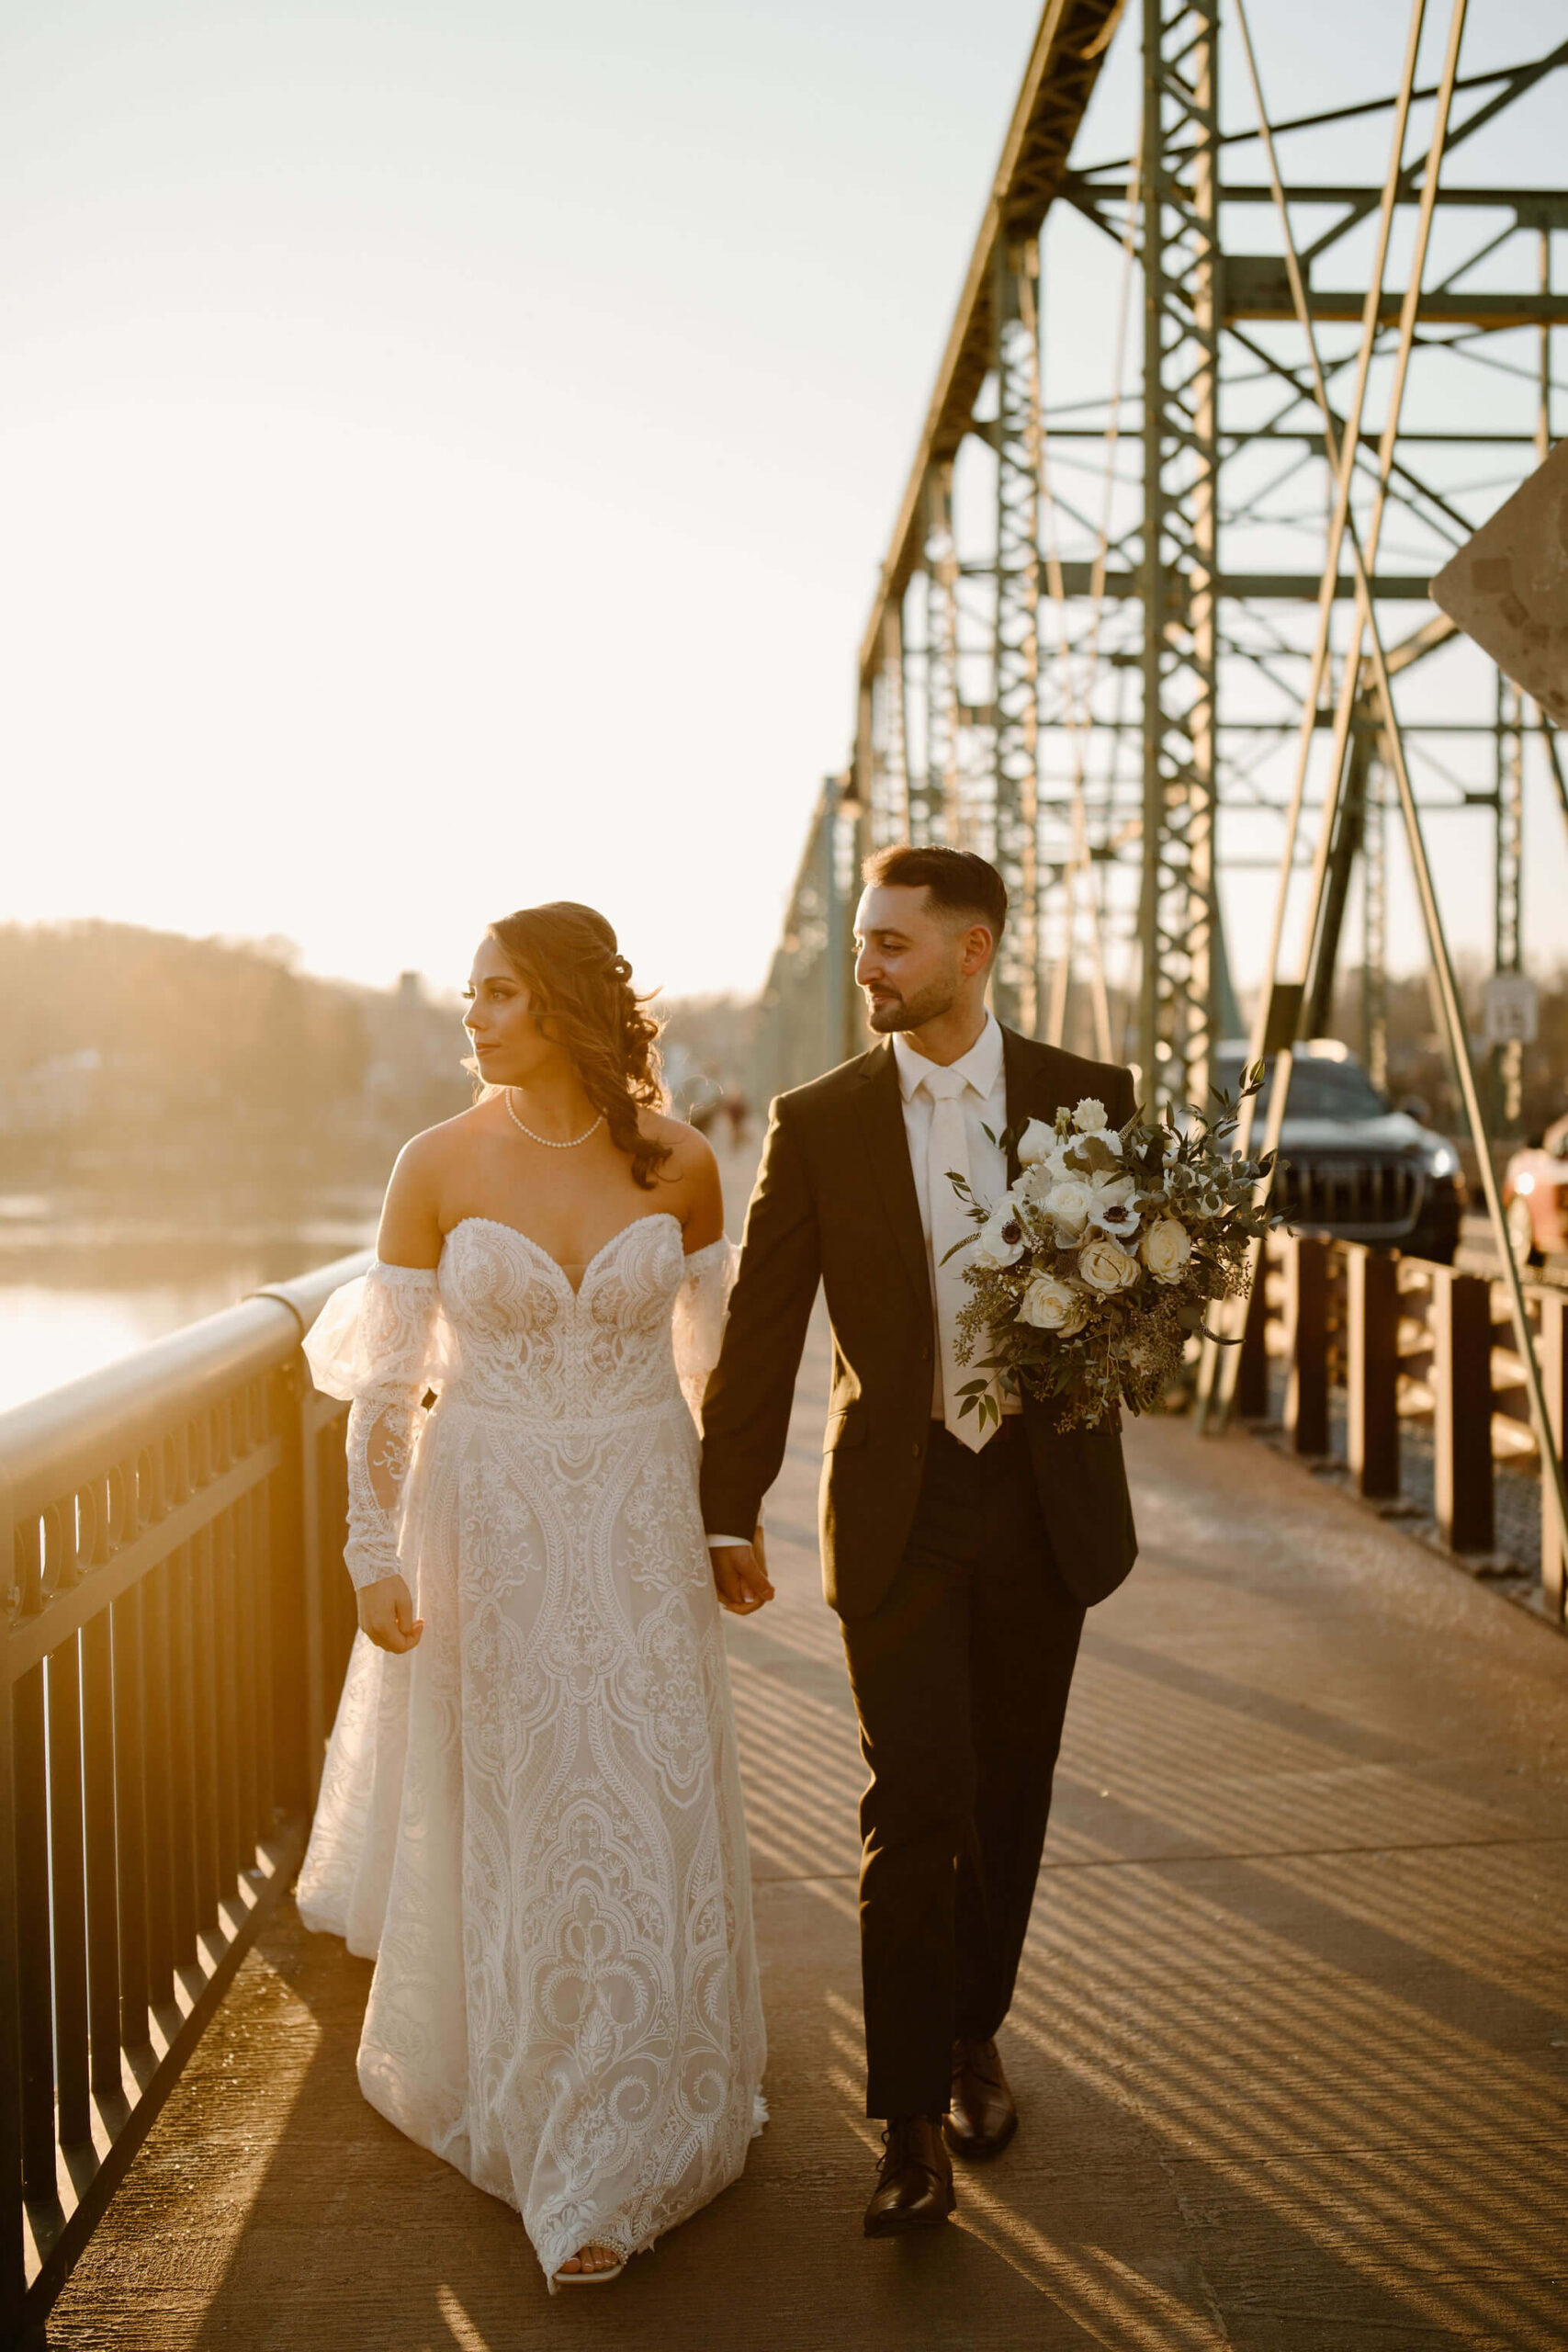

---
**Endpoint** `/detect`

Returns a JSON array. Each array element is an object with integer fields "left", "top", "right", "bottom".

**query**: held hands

[
  {"left": 357, "top": 1573, "right": 424, "bottom": 1653},
  {"left": 710, "top": 1532, "right": 774, "bottom": 1617}
]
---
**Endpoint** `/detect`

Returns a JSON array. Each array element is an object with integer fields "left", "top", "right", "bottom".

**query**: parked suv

[{"left": 1212, "top": 1038, "right": 1465, "bottom": 1264}]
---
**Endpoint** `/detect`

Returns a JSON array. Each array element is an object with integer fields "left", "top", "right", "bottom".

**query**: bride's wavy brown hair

[{"left": 480, "top": 902, "right": 671, "bottom": 1190}]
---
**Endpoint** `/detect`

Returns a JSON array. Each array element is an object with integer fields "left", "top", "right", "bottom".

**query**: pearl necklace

[{"left": 504, "top": 1090, "right": 603, "bottom": 1149}]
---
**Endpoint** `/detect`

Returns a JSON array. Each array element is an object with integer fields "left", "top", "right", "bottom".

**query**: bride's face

[{"left": 463, "top": 938, "right": 558, "bottom": 1086}]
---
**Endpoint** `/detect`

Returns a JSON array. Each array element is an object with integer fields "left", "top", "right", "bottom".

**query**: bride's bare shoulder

[
  {"left": 389, "top": 1102, "right": 496, "bottom": 1188},
  {"left": 640, "top": 1107, "right": 717, "bottom": 1179}
]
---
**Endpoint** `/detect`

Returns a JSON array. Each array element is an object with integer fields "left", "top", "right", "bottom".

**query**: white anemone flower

[
  {"left": 1090, "top": 1199, "right": 1142, "bottom": 1241},
  {"left": 972, "top": 1206, "right": 1027, "bottom": 1268}
]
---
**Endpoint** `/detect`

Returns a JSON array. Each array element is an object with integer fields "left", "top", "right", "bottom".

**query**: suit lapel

[
  {"left": 852, "top": 1042, "right": 931, "bottom": 1314},
  {"left": 1000, "top": 1026, "right": 1071, "bottom": 1183}
]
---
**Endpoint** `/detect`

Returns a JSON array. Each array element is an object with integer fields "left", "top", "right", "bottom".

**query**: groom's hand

[{"left": 710, "top": 1541, "right": 774, "bottom": 1616}]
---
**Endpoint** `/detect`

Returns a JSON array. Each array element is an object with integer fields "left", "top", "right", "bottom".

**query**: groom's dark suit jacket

[{"left": 699, "top": 1025, "right": 1139, "bottom": 1620}]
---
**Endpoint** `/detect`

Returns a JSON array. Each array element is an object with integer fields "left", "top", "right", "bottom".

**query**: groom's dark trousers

[
  {"left": 842, "top": 1419, "right": 1084, "bottom": 2119},
  {"left": 699, "top": 1026, "right": 1136, "bottom": 2121}
]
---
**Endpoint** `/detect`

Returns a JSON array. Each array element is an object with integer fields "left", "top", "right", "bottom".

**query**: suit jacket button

[{"left": 911, "top": 1440, "right": 923, "bottom": 1457}]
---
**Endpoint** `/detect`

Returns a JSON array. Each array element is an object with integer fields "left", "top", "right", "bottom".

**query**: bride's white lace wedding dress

[{"left": 296, "top": 1211, "right": 766, "bottom": 2285}]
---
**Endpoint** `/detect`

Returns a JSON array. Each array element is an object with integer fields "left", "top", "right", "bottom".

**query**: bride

[{"left": 296, "top": 899, "right": 773, "bottom": 2290}]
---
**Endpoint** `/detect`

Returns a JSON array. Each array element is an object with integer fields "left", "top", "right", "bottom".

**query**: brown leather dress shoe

[
  {"left": 944, "top": 2036, "right": 1018, "bottom": 2160},
  {"left": 863, "top": 2116, "right": 955, "bottom": 2236}
]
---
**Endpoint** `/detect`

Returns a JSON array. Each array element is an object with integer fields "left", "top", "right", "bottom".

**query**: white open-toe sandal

[{"left": 555, "top": 2249, "right": 626, "bottom": 2288}]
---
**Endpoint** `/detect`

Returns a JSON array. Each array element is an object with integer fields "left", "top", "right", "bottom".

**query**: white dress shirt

[
  {"left": 705, "top": 1011, "right": 1018, "bottom": 1545},
  {"left": 891, "top": 1012, "right": 1020, "bottom": 1419}
]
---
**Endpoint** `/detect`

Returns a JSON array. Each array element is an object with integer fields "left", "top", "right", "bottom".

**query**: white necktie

[{"left": 923, "top": 1066, "right": 998, "bottom": 1453}]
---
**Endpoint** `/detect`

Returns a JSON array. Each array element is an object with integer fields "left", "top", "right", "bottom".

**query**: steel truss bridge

[{"left": 753, "top": 0, "right": 1568, "bottom": 1127}]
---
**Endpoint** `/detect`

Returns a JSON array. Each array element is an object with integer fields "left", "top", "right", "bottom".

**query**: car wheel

[{"left": 1506, "top": 1194, "right": 1541, "bottom": 1268}]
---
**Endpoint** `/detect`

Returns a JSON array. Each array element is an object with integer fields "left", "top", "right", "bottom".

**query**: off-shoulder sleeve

[
  {"left": 671, "top": 1238, "right": 739, "bottom": 1431},
  {"left": 304, "top": 1263, "right": 449, "bottom": 1592},
  {"left": 303, "top": 1261, "right": 451, "bottom": 1400}
]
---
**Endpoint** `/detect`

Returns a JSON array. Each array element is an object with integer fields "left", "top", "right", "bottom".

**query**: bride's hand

[
  {"left": 710, "top": 1541, "right": 774, "bottom": 1616},
  {"left": 357, "top": 1574, "right": 424, "bottom": 1653}
]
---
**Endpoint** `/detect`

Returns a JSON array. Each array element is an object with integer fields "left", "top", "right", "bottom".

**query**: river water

[
  {"left": 0, "top": 1189, "right": 381, "bottom": 1415},
  {"left": 0, "top": 1145, "right": 763, "bottom": 1419}
]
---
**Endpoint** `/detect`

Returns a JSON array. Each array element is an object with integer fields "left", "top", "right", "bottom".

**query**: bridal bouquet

[{"left": 946, "top": 1074, "right": 1275, "bottom": 1433}]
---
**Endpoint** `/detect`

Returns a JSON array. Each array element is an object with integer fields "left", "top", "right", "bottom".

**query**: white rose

[
  {"left": 1077, "top": 1236, "right": 1142, "bottom": 1295},
  {"left": 1042, "top": 1178, "right": 1092, "bottom": 1234},
  {"left": 1072, "top": 1097, "right": 1109, "bottom": 1133},
  {"left": 1017, "top": 1273, "right": 1090, "bottom": 1334},
  {"left": 1016, "top": 1117, "right": 1058, "bottom": 1168},
  {"left": 972, "top": 1206, "right": 1026, "bottom": 1269},
  {"left": 1142, "top": 1215, "right": 1192, "bottom": 1284},
  {"left": 1086, "top": 1170, "right": 1134, "bottom": 1208}
]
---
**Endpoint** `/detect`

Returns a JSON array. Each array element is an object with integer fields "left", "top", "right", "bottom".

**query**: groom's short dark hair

[{"left": 862, "top": 844, "right": 1008, "bottom": 939}]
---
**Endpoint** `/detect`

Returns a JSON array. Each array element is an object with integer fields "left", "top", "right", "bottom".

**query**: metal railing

[
  {"left": 1236, "top": 1232, "right": 1566, "bottom": 1614},
  {"left": 0, "top": 1250, "right": 371, "bottom": 2341}
]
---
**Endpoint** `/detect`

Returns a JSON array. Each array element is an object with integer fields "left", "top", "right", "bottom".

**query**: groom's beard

[{"left": 863, "top": 976, "right": 959, "bottom": 1034}]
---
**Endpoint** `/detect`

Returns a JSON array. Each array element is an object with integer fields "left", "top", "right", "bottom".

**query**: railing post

[
  {"left": 1236, "top": 1240, "right": 1270, "bottom": 1419},
  {"left": 0, "top": 1475, "right": 27, "bottom": 2337},
  {"left": 1432, "top": 1266, "right": 1494, "bottom": 1555},
  {"left": 1346, "top": 1245, "right": 1399, "bottom": 1499},
  {"left": 1284, "top": 1235, "right": 1329, "bottom": 1456},
  {"left": 268, "top": 1363, "right": 311, "bottom": 1819},
  {"left": 1540, "top": 1289, "right": 1567, "bottom": 1618},
  {"left": 299, "top": 1404, "right": 329, "bottom": 1812}
]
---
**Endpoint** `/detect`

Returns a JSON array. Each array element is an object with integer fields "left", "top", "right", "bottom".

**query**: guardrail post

[
  {"left": 1540, "top": 1289, "right": 1567, "bottom": 1617},
  {"left": 1346, "top": 1245, "right": 1399, "bottom": 1499},
  {"left": 1284, "top": 1235, "right": 1329, "bottom": 1456},
  {"left": 1432, "top": 1266, "right": 1493, "bottom": 1555},
  {"left": 1236, "top": 1243, "right": 1270, "bottom": 1419}
]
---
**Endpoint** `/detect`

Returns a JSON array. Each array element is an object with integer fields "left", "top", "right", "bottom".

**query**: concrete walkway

[{"left": 50, "top": 1317, "right": 1568, "bottom": 2348}]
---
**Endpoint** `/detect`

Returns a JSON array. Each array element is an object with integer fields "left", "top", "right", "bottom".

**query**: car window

[{"left": 1213, "top": 1057, "right": 1390, "bottom": 1121}]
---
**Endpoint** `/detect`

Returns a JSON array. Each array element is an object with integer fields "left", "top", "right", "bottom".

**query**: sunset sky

[{"left": 3, "top": 0, "right": 1564, "bottom": 1007}]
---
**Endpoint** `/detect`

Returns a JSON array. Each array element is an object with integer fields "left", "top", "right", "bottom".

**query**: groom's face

[{"left": 853, "top": 883, "right": 987, "bottom": 1034}]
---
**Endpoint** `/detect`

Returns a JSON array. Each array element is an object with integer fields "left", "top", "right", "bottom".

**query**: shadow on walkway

[{"left": 49, "top": 1303, "right": 1568, "bottom": 2349}]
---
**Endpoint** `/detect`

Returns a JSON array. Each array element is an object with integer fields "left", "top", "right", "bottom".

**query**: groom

[{"left": 701, "top": 843, "right": 1138, "bottom": 2234}]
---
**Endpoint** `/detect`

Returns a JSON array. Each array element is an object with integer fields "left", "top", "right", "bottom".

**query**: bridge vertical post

[
  {"left": 1492, "top": 672, "right": 1525, "bottom": 1134},
  {"left": 923, "top": 465, "right": 961, "bottom": 846},
  {"left": 1431, "top": 1267, "right": 1494, "bottom": 1555},
  {"left": 992, "top": 235, "right": 1041, "bottom": 1034},
  {"left": 1283, "top": 1235, "right": 1329, "bottom": 1457},
  {"left": 1137, "top": 0, "right": 1219, "bottom": 1114},
  {"left": 1346, "top": 1245, "right": 1399, "bottom": 1499},
  {"left": 1539, "top": 1290, "right": 1567, "bottom": 1616},
  {"left": 1361, "top": 749, "right": 1389, "bottom": 1092},
  {"left": 874, "top": 604, "right": 910, "bottom": 849}
]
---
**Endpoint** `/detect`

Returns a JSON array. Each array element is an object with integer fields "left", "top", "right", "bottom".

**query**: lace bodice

[{"left": 305, "top": 1216, "right": 735, "bottom": 1588}]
